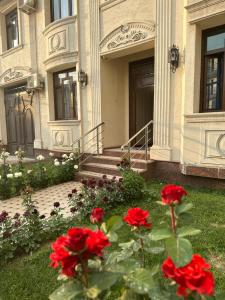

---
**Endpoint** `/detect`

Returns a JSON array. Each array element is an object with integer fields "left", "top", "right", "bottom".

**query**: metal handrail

[
  {"left": 72, "top": 122, "right": 105, "bottom": 165},
  {"left": 121, "top": 120, "right": 153, "bottom": 163}
]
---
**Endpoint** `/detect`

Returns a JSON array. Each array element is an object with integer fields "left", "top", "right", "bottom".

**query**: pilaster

[
  {"left": 89, "top": 0, "right": 101, "bottom": 127},
  {"left": 150, "top": 0, "right": 172, "bottom": 161}
]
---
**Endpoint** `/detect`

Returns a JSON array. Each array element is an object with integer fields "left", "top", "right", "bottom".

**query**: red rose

[
  {"left": 162, "top": 254, "right": 215, "bottom": 297},
  {"left": 123, "top": 207, "right": 152, "bottom": 228},
  {"left": 50, "top": 227, "right": 110, "bottom": 277},
  {"left": 86, "top": 230, "right": 110, "bottom": 256},
  {"left": 90, "top": 208, "right": 104, "bottom": 224},
  {"left": 161, "top": 184, "right": 187, "bottom": 205}
]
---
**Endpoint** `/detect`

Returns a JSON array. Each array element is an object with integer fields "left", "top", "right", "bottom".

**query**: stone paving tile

[{"left": 0, "top": 181, "right": 81, "bottom": 218}]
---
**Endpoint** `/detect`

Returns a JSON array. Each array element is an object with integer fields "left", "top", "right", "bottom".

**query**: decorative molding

[
  {"left": 100, "top": 22, "right": 155, "bottom": 54},
  {"left": 185, "top": 112, "right": 225, "bottom": 123},
  {"left": 216, "top": 134, "right": 225, "bottom": 157},
  {"left": 185, "top": 0, "right": 225, "bottom": 13},
  {"left": 0, "top": 67, "right": 32, "bottom": 86},
  {"left": 43, "top": 15, "right": 76, "bottom": 36},
  {"left": 44, "top": 51, "right": 78, "bottom": 71},
  {"left": 48, "top": 30, "right": 66, "bottom": 55},
  {"left": 1, "top": 44, "right": 23, "bottom": 58},
  {"left": 99, "top": 0, "right": 126, "bottom": 11}
]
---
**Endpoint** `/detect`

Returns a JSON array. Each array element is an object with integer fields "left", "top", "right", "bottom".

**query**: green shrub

[{"left": 122, "top": 169, "right": 145, "bottom": 201}]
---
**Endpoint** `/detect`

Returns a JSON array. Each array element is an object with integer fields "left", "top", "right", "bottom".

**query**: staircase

[
  {"left": 76, "top": 148, "right": 155, "bottom": 181},
  {"left": 73, "top": 121, "right": 154, "bottom": 181}
]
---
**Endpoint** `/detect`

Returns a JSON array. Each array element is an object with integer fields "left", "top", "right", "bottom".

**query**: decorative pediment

[
  {"left": 0, "top": 67, "right": 32, "bottom": 86},
  {"left": 100, "top": 22, "right": 155, "bottom": 54}
]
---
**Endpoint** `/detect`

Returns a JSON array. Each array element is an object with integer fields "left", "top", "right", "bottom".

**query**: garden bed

[{"left": 0, "top": 182, "right": 225, "bottom": 299}]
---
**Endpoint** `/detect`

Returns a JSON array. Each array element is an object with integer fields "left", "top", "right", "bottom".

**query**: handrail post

[
  {"left": 96, "top": 126, "right": 99, "bottom": 155},
  {"left": 145, "top": 126, "right": 149, "bottom": 160}
]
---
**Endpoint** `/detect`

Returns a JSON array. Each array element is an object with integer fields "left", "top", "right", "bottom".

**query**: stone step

[
  {"left": 81, "top": 162, "right": 144, "bottom": 176},
  {"left": 75, "top": 170, "right": 122, "bottom": 181},
  {"left": 103, "top": 148, "right": 150, "bottom": 160},
  {"left": 88, "top": 155, "right": 153, "bottom": 169}
]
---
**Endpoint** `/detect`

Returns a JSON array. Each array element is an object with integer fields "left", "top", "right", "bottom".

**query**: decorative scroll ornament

[
  {"left": 100, "top": 22, "right": 155, "bottom": 54},
  {"left": 0, "top": 67, "right": 32, "bottom": 86}
]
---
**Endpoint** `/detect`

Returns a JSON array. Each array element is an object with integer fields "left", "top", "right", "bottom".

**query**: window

[
  {"left": 53, "top": 69, "right": 77, "bottom": 120},
  {"left": 51, "top": 0, "right": 74, "bottom": 22},
  {"left": 201, "top": 26, "right": 225, "bottom": 112},
  {"left": 6, "top": 9, "right": 19, "bottom": 50}
]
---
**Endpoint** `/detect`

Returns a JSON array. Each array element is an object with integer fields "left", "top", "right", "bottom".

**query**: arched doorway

[{"left": 4, "top": 86, "right": 35, "bottom": 157}]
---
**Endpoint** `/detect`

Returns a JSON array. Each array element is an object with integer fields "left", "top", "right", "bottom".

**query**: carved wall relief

[
  {"left": 48, "top": 30, "right": 66, "bottom": 55},
  {"left": 0, "top": 67, "right": 32, "bottom": 86},
  {"left": 203, "top": 130, "right": 225, "bottom": 159},
  {"left": 100, "top": 22, "right": 155, "bottom": 55}
]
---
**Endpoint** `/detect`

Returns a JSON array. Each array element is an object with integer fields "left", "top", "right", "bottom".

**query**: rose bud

[
  {"left": 40, "top": 215, "right": 46, "bottom": 219},
  {"left": 90, "top": 208, "right": 104, "bottom": 224},
  {"left": 70, "top": 207, "right": 77, "bottom": 213},
  {"left": 72, "top": 188, "right": 77, "bottom": 194},
  {"left": 53, "top": 202, "right": 60, "bottom": 208}
]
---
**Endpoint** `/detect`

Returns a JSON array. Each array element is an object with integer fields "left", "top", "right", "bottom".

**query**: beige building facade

[{"left": 0, "top": 0, "right": 225, "bottom": 182}]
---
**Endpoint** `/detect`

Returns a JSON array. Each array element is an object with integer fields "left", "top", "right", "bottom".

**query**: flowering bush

[
  {"left": 49, "top": 184, "right": 225, "bottom": 300},
  {"left": 0, "top": 150, "right": 79, "bottom": 200}
]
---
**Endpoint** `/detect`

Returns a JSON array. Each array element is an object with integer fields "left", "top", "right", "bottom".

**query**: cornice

[{"left": 185, "top": 0, "right": 225, "bottom": 12}]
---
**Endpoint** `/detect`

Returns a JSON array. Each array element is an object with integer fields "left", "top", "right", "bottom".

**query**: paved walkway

[{"left": 0, "top": 181, "right": 81, "bottom": 217}]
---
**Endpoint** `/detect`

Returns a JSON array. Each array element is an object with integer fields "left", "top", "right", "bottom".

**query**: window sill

[
  {"left": 1, "top": 44, "right": 23, "bottom": 58},
  {"left": 184, "top": 112, "right": 225, "bottom": 123},
  {"left": 48, "top": 120, "right": 81, "bottom": 126}
]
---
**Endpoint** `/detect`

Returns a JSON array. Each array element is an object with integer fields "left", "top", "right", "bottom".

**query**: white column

[
  {"left": 0, "top": 88, "right": 7, "bottom": 145},
  {"left": 150, "top": 0, "right": 172, "bottom": 161},
  {"left": 29, "top": 13, "right": 43, "bottom": 149},
  {"left": 89, "top": 0, "right": 101, "bottom": 127}
]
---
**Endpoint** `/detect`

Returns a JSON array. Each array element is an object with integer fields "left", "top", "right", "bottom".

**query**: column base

[
  {"left": 150, "top": 146, "right": 172, "bottom": 161},
  {"left": 34, "top": 139, "right": 43, "bottom": 149}
]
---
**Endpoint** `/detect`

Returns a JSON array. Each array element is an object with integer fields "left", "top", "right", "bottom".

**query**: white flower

[
  {"left": 62, "top": 154, "right": 68, "bottom": 159},
  {"left": 74, "top": 165, "right": 79, "bottom": 170},
  {"left": 54, "top": 161, "right": 60, "bottom": 166},
  {"left": 43, "top": 167, "right": 47, "bottom": 172},
  {"left": 0, "top": 175, "right": 1, "bottom": 180},
  {"left": 62, "top": 161, "right": 66, "bottom": 165},
  {"left": 49, "top": 152, "right": 54, "bottom": 157},
  {"left": 7, "top": 174, "right": 13, "bottom": 179},
  {"left": 0, "top": 151, "right": 10, "bottom": 160},
  {"left": 15, "top": 151, "right": 18, "bottom": 155},
  {"left": 69, "top": 153, "right": 75, "bottom": 159},
  {"left": 54, "top": 158, "right": 58, "bottom": 163},
  {"left": 37, "top": 154, "right": 45, "bottom": 161},
  {"left": 14, "top": 172, "right": 22, "bottom": 178},
  {"left": 27, "top": 170, "right": 32, "bottom": 174}
]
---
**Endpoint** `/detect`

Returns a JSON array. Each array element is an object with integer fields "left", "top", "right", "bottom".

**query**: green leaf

[
  {"left": 119, "top": 240, "right": 141, "bottom": 252},
  {"left": 124, "top": 268, "right": 155, "bottom": 295},
  {"left": 120, "top": 289, "right": 142, "bottom": 300},
  {"left": 144, "top": 246, "right": 165, "bottom": 254},
  {"left": 177, "top": 227, "right": 201, "bottom": 238},
  {"left": 165, "top": 237, "right": 193, "bottom": 267},
  {"left": 106, "top": 216, "right": 123, "bottom": 232},
  {"left": 107, "top": 231, "right": 118, "bottom": 242},
  {"left": 107, "top": 258, "right": 140, "bottom": 274},
  {"left": 215, "top": 292, "right": 225, "bottom": 300},
  {"left": 151, "top": 228, "right": 172, "bottom": 241},
  {"left": 175, "top": 203, "right": 193, "bottom": 215},
  {"left": 49, "top": 281, "right": 83, "bottom": 300},
  {"left": 88, "top": 271, "right": 121, "bottom": 292}
]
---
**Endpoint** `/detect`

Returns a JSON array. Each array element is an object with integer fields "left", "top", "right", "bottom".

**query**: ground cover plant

[
  {"left": 0, "top": 149, "right": 79, "bottom": 199},
  {"left": 0, "top": 182, "right": 225, "bottom": 299}
]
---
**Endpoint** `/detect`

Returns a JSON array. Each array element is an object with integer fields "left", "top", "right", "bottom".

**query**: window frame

[
  {"left": 50, "top": 0, "right": 73, "bottom": 22},
  {"left": 5, "top": 9, "right": 19, "bottom": 50},
  {"left": 200, "top": 25, "right": 225, "bottom": 112},
  {"left": 53, "top": 68, "right": 78, "bottom": 121}
]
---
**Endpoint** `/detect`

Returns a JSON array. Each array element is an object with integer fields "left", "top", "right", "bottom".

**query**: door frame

[{"left": 129, "top": 57, "right": 154, "bottom": 140}]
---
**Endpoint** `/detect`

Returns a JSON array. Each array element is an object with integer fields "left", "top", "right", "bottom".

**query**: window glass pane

[
  {"left": 207, "top": 32, "right": 225, "bottom": 51},
  {"left": 52, "top": 0, "right": 60, "bottom": 21},
  {"left": 60, "top": 0, "right": 69, "bottom": 18},
  {"left": 6, "top": 10, "right": 19, "bottom": 49},
  {"left": 54, "top": 69, "right": 77, "bottom": 120},
  {"left": 205, "top": 57, "right": 222, "bottom": 110}
]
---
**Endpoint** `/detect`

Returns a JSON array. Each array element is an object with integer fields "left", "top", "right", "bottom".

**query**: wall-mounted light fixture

[
  {"left": 168, "top": 44, "right": 179, "bottom": 73},
  {"left": 78, "top": 70, "right": 88, "bottom": 88}
]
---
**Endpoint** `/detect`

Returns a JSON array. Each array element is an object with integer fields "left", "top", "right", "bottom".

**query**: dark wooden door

[
  {"left": 4, "top": 87, "right": 35, "bottom": 157},
  {"left": 129, "top": 57, "right": 154, "bottom": 145}
]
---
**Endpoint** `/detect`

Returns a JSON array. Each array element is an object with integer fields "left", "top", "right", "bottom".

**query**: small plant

[
  {"left": 117, "top": 154, "right": 131, "bottom": 171},
  {"left": 15, "top": 148, "right": 25, "bottom": 171},
  {"left": 122, "top": 169, "right": 145, "bottom": 201}
]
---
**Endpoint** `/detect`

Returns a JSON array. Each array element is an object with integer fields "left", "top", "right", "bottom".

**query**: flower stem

[
  {"left": 140, "top": 237, "right": 145, "bottom": 268},
  {"left": 80, "top": 259, "right": 88, "bottom": 288},
  {"left": 170, "top": 205, "right": 176, "bottom": 235}
]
